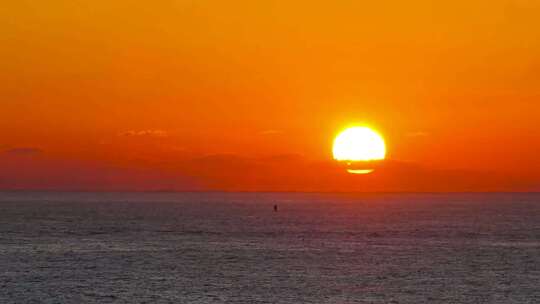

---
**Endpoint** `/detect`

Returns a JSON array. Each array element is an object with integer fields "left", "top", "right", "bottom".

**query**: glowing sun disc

[
  {"left": 347, "top": 169, "right": 374, "bottom": 174},
  {"left": 333, "top": 127, "right": 386, "bottom": 162}
]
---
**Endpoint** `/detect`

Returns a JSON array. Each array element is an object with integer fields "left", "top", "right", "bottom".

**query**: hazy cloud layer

[
  {"left": 167, "top": 154, "right": 536, "bottom": 192},
  {"left": 0, "top": 151, "right": 536, "bottom": 192}
]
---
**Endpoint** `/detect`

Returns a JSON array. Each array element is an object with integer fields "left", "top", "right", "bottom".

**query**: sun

[{"left": 333, "top": 126, "right": 386, "bottom": 173}]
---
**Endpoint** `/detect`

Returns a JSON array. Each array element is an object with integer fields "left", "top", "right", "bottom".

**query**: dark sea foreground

[{"left": 0, "top": 192, "right": 539, "bottom": 303}]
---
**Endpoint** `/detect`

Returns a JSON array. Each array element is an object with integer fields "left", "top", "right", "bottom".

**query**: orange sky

[{"left": 1, "top": 1, "right": 540, "bottom": 191}]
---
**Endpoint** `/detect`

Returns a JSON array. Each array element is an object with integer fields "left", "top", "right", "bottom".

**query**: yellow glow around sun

[{"left": 333, "top": 127, "right": 386, "bottom": 162}]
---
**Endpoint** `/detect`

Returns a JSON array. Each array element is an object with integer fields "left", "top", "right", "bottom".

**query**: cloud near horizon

[
  {"left": 259, "top": 130, "right": 283, "bottom": 135},
  {"left": 119, "top": 130, "right": 169, "bottom": 137}
]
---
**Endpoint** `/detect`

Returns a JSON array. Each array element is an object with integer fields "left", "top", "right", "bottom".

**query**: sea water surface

[{"left": 0, "top": 192, "right": 539, "bottom": 303}]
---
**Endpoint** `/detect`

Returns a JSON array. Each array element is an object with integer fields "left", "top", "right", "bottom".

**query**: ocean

[{"left": 0, "top": 192, "right": 539, "bottom": 303}]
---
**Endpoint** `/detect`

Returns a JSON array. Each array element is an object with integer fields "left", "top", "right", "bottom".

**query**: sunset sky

[{"left": 2, "top": 1, "right": 540, "bottom": 191}]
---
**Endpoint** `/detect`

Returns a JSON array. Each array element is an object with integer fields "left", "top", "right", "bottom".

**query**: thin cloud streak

[
  {"left": 119, "top": 130, "right": 169, "bottom": 137},
  {"left": 3, "top": 147, "right": 43, "bottom": 156}
]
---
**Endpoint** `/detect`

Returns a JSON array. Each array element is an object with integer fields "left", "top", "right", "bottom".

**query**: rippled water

[{"left": 0, "top": 192, "right": 539, "bottom": 303}]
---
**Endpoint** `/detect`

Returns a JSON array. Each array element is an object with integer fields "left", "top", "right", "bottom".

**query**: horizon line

[{"left": 0, "top": 190, "right": 538, "bottom": 195}]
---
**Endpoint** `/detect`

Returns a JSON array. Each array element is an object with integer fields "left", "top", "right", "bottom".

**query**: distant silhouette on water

[{"left": 273, "top": 204, "right": 278, "bottom": 212}]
